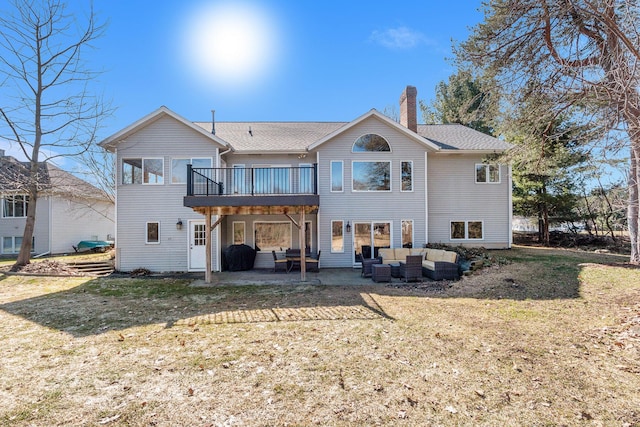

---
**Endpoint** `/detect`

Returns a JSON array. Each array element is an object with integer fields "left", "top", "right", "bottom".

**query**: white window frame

[
  {"left": 450, "top": 220, "right": 484, "bottom": 240},
  {"left": 475, "top": 164, "right": 501, "bottom": 184},
  {"left": 171, "top": 157, "right": 213, "bottom": 184},
  {"left": 331, "top": 220, "right": 344, "bottom": 253},
  {"left": 330, "top": 161, "right": 343, "bottom": 192},
  {"left": 254, "top": 221, "right": 292, "bottom": 252},
  {"left": 401, "top": 161, "right": 413, "bottom": 192},
  {"left": 2, "top": 194, "right": 29, "bottom": 218},
  {"left": 351, "top": 161, "right": 392, "bottom": 192},
  {"left": 2, "top": 236, "right": 35, "bottom": 254},
  {"left": 401, "top": 219, "right": 414, "bottom": 248},
  {"left": 232, "top": 221, "right": 246, "bottom": 244},
  {"left": 143, "top": 158, "right": 164, "bottom": 185},
  {"left": 146, "top": 221, "right": 160, "bottom": 244}
]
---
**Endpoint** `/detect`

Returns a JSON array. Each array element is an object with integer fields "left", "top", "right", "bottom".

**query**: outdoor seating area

[{"left": 272, "top": 249, "right": 321, "bottom": 273}]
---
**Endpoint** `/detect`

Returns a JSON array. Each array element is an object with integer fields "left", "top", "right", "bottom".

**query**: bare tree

[
  {"left": 0, "top": 0, "right": 109, "bottom": 269},
  {"left": 458, "top": 0, "right": 640, "bottom": 263}
]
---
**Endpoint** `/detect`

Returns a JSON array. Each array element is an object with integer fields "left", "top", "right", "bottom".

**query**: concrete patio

[{"left": 188, "top": 267, "right": 404, "bottom": 287}]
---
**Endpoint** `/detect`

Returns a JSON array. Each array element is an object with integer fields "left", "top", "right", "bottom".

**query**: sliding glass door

[{"left": 352, "top": 221, "right": 391, "bottom": 264}]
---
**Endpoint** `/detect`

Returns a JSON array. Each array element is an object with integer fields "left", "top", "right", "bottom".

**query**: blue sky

[
  {"left": 89, "top": 0, "right": 483, "bottom": 133},
  {"left": 1, "top": 0, "right": 485, "bottom": 162}
]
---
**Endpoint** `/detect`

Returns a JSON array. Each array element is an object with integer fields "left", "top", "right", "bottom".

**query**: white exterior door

[{"left": 188, "top": 220, "right": 207, "bottom": 271}]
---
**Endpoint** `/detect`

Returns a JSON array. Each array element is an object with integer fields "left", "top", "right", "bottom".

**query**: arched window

[{"left": 352, "top": 134, "right": 391, "bottom": 152}]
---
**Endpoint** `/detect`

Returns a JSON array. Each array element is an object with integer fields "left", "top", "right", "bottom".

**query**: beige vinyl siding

[
  {"left": 427, "top": 153, "right": 511, "bottom": 248},
  {"left": 219, "top": 214, "right": 318, "bottom": 269},
  {"left": 313, "top": 116, "right": 429, "bottom": 267},
  {"left": 0, "top": 195, "right": 50, "bottom": 255},
  {"left": 115, "top": 115, "right": 224, "bottom": 272},
  {"left": 50, "top": 196, "right": 114, "bottom": 254}
]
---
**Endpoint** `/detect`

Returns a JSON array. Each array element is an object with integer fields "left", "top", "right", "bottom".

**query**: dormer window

[{"left": 352, "top": 134, "right": 391, "bottom": 152}]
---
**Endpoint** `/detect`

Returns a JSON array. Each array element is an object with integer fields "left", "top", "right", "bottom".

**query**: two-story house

[
  {"left": 99, "top": 86, "right": 512, "bottom": 280},
  {"left": 0, "top": 150, "right": 114, "bottom": 256}
]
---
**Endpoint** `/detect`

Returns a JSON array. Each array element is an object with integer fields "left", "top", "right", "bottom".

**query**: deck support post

[{"left": 299, "top": 208, "right": 306, "bottom": 282}]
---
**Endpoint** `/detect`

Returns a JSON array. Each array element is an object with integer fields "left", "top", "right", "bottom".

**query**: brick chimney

[{"left": 399, "top": 85, "right": 417, "bottom": 133}]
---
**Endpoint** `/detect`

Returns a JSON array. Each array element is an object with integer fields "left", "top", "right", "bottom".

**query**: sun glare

[{"left": 182, "top": 2, "right": 281, "bottom": 89}]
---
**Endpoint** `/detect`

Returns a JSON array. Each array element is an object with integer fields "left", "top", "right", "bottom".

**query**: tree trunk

[
  {"left": 629, "top": 140, "right": 640, "bottom": 264},
  {"left": 12, "top": 174, "right": 38, "bottom": 269}
]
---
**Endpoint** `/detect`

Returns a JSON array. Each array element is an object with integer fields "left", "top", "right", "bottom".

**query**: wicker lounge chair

[{"left": 399, "top": 255, "right": 423, "bottom": 283}]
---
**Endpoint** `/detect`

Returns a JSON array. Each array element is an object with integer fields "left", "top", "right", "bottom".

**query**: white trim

[
  {"left": 99, "top": 106, "right": 229, "bottom": 151},
  {"left": 475, "top": 163, "right": 501, "bottom": 184},
  {"left": 330, "top": 160, "right": 344, "bottom": 192},
  {"left": 351, "top": 220, "right": 393, "bottom": 265},
  {"left": 170, "top": 157, "right": 213, "bottom": 184},
  {"left": 508, "top": 164, "right": 513, "bottom": 248},
  {"left": 145, "top": 221, "right": 160, "bottom": 244},
  {"left": 401, "top": 219, "right": 414, "bottom": 248},
  {"left": 232, "top": 221, "right": 246, "bottom": 244},
  {"left": 351, "top": 160, "right": 392, "bottom": 192},
  {"left": 142, "top": 158, "right": 164, "bottom": 185},
  {"left": 253, "top": 221, "right": 293, "bottom": 252},
  {"left": 401, "top": 160, "right": 413, "bottom": 192},
  {"left": 330, "top": 220, "right": 345, "bottom": 253},
  {"left": 424, "top": 151, "right": 429, "bottom": 244},
  {"left": 351, "top": 133, "right": 392, "bottom": 153},
  {"left": 1, "top": 194, "right": 29, "bottom": 218},
  {"left": 450, "top": 220, "right": 484, "bottom": 241},
  {"left": 309, "top": 109, "right": 440, "bottom": 151}
]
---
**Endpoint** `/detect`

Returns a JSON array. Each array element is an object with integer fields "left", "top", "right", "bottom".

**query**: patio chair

[
  {"left": 361, "top": 257, "right": 381, "bottom": 277},
  {"left": 306, "top": 250, "right": 321, "bottom": 272},
  {"left": 272, "top": 250, "right": 289, "bottom": 273},
  {"left": 399, "top": 255, "right": 423, "bottom": 283}
]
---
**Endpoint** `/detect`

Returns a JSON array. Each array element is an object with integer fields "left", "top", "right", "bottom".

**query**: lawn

[{"left": 0, "top": 246, "right": 638, "bottom": 426}]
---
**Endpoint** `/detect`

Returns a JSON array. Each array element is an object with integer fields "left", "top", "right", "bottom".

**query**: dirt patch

[{"left": 3, "top": 259, "right": 81, "bottom": 276}]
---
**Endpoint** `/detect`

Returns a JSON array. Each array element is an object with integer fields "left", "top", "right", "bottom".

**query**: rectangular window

[
  {"left": 401, "top": 161, "right": 413, "bottom": 191},
  {"left": 451, "top": 221, "right": 483, "bottom": 240},
  {"left": 352, "top": 161, "right": 391, "bottom": 191},
  {"left": 402, "top": 220, "right": 413, "bottom": 248},
  {"left": 2, "top": 236, "right": 34, "bottom": 254},
  {"left": 123, "top": 158, "right": 142, "bottom": 184},
  {"left": 146, "top": 221, "right": 160, "bottom": 244},
  {"left": 233, "top": 221, "right": 245, "bottom": 244},
  {"left": 331, "top": 161, "right": 343, "bottom": 192},
  {"left": 143, "top": 158, "right": 164, "bottom": 184},
  {"left": 331, "top": 220, "right": 344, "bottom": 253},
  {"left": 171, "top": 158, "right": 212, "bottom": 184},
  {"left": 254, "top": 222, "right": 291, "bottom": 252},
  {"left": 2, "top": 195, "right": 28, "bottom": 218},
  {"left": 475, "top": 164, "right": 500, "bottom": 183}
]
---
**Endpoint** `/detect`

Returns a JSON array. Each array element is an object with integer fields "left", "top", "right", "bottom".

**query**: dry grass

[{"left": 0, "top": 246, "right": 639, "bottom": 426}]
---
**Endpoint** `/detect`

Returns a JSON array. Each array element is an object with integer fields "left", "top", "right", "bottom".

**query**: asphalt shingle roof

[
  {"left": 417, "top": 124, "right": 512, "bottom": 151},
  {"left": 194, "top": 120, "right": 510, "bottom": 153},
  {"left": 194, "top": 122, "right": 347, "bottom": 152},
  {"left": 0, "top": 155, "right": 109, "bottom": 200}
]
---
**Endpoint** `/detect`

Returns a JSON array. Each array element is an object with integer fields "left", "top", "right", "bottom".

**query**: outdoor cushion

[
  {"left": 395, "top": 248, "right": 411, "bottom": 260},
  {"left": 422, "top": 260, "right": 436, "bottom": 270},
  {"left": 410, "top": 248, "right": 427, "bottom": 258},
  {"left": 378, "top": 248, "right": 395, "bottom": 263}
]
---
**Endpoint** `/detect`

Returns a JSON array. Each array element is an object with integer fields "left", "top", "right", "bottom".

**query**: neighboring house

[
  {"left": 0, "top": 150, "right": 114, "bottom": 256},
  {"left": 99, "top": 86, "right": 512, "bottom": 275}
]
